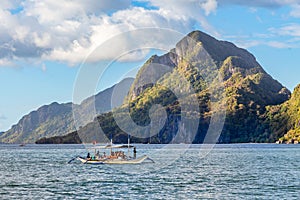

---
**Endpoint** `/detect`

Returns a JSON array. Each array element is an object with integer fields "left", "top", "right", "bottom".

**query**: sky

[{"left": 0, "top": 0, "right": 300, "bottom": 131}]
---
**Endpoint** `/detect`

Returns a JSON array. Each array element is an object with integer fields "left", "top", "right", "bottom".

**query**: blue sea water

[{"left": 0, "top": 144, "right": 299, "bottom": 199}]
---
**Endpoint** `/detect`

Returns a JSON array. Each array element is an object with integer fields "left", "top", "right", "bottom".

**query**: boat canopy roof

[{"left": 89, "top": 144, "right": 135, "bottom": 149}]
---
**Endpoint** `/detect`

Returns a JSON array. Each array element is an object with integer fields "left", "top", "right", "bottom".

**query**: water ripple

[{"left": 0, "top": 144, "right": 299, "bottom": 199}]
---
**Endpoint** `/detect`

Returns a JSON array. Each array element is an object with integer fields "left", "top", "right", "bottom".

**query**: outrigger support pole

[
  {"left": 110, "top": 137, "right": 113, "bottom": 156},
  {"left": 127, "top": 134, "right": 130, "bottom": 157}
]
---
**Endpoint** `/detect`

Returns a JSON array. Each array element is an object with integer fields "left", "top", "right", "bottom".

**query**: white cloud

[
  {"left": 249, "top": 7, "right": 258, "bottom": 13},
  {"left": 270, "top": 24, "right": 300, "bottom": 37},
  {"left": 219, "top": 0, "right": 298, "bottom": 8},
  {"left": 0, "top": 0, "right": 222, "bottom": 66},
  {"left": 0, "top": 0, "right": 22, "bottom": 10},
  {"left": 228, "top": 39, "right": 295, "bottom": 49},
  {"left": 267, "top": 41, "right": 293, "bottom": 48},
  {"left": 0, "top": 58, "right": 15, "bottom": 67},
  {"left": 234, "top": 40, "right": 262, "bottom": 49},
  {"left": 145, "top": 0, "right": 220, "bottom": 35},
  {"left": 41, "top": 63, "right": 47, "bottom": 71},
  {"left": 0, "top": 1, "right": 136, "bottom": 65},
  {"left": 290, "top": 4, "right": 300, "bottom": 18},
  {"left": 32, "top": 32, "right": 51, "bottom": 48},
  {"left": 0, "top": 114, "right": 7, "bottom": 120},
  {"left": 1, "top": 0, "right": 299, "bottom": 66},
  {"left": 201, "top": 0, "right": 218, "bottom": 15},
  {"left": 22, "top": 0, "right": 131, "bottom": 24},
  {"left": 224, "top": 31, "right": 299, "bottom": 49}
]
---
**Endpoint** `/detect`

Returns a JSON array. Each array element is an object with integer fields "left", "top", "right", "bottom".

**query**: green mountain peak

[
  {"left": 3, "top": 30, "right": 297, "bottom": 144},
  {"left": 76, "top": 30, "right": 292, "bottom": 144}
]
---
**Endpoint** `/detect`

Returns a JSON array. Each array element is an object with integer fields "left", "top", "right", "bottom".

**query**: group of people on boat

[
  {"left": 110, "top": 151, "right": 126, "bottom": 159},
  {"left": 86, "top": 150, "right": 126, "bottom": 161},
  {"left": 86, "top": 147, "right": 137, "bottom": 161},
  {"left": 86, "top": 151, "right": 106, "bottom": 161}
]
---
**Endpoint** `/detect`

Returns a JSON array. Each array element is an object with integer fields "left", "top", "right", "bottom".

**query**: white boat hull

[
  {"left": 76, "top": 157, "right": 105, "bottom": 164},
  {"left": 76, "top": 155, "right": 149, "bottom": 165}
]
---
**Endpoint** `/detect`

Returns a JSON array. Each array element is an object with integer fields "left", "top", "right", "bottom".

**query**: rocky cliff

[
  {"left": 68, "top": 30, "right": 291, "bottom": 144},
  {"left": 0, "top": 78, "right": 134, "bottom": 143}
]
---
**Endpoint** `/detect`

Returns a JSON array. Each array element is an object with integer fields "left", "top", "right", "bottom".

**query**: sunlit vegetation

[
  {"left": 71, "top": 31, "right": 293, "bottom": 144},
  {"left": 3, "top": 31, "right": 298, "bottom": 144}
]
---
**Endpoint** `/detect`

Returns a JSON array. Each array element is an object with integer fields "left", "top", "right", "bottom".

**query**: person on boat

[
  {"left": 96, "top": 151, "right": 100, "bottom": 159},
  {"left": 87, "top": 152, "right": 91, "bottom": 160},
  {"left": 120, "top": 151, "right": 125, "bottom": 159},
  {"left": 133, "top": 147, "right": 137, "bottom": 159}
]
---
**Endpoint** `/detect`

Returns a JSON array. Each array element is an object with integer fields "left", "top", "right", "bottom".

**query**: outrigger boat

[{"left": 72, "top": 138, "right": 154, "bottom": 165}]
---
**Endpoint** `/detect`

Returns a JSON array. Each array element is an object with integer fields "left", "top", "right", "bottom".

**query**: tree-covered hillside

[
  {"left": 265, "top": 84, "right": 300, "bottom": 144},
  {"left": 0, "top": 78, "right": 134, "bottom": 143},
  {"left": 67, "top": 30, "right": 291, "bottom": 144}
]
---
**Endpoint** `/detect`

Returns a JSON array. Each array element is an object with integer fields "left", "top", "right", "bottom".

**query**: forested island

[{"left": 1, "top": 31, "right": 299, "bottom": 145}]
